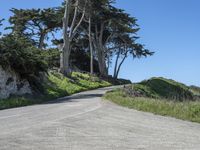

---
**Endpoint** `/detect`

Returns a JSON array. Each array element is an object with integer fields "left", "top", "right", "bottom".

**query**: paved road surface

[{"left": 0, "top": 86, "right": 200, "bottom": 150}]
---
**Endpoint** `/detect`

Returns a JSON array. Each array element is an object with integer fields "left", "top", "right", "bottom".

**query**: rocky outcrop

[{"left": 0, "top": 66, "right": 32, "bottom": 99}]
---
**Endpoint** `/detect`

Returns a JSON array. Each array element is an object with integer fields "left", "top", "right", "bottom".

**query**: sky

[{"left": 0, "top": 0, "right": 199, "bottom": 86}]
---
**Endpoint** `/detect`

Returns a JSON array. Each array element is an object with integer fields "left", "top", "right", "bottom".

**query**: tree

[
  {"left": 8, "top": 8, "right": 63, "bottom": 49},
  {"left": 60, "top": 0, "right": 153, "bottom": 78},
  {"left": 4, "top": 0, "right": 153, "bottom": 79},
  {"left": 0, "top": 19, "right": 4, "bottom": 36},
  {"left": 86, "top": 1, "right": 140, "bottom": 77},
  {"left": 0, "top": 34, "right": 48, "bottom": 79},
  {"left": 113, "top": 35, "right": 154, "bottom": 79},
  {"left": 85, "top": 0, "right": 114, "bottom": 77},
  {"left": 61, "top": 0, "right": 87, "bottom": 76},
  {"left": 87, "top": 0, "right": 94, "bottom": 74}
]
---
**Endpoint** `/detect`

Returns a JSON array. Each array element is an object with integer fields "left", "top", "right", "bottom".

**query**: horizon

[{"left": 0, "top": 0, "right": 199, "bottom": 86}]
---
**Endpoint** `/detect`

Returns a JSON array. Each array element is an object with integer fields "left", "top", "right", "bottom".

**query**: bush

[
  {"left": 42, "top": 48, "right": 60, "bottom": 69},
  {"left": 0, "top": 34, "right": 48, "bottom": 78}
]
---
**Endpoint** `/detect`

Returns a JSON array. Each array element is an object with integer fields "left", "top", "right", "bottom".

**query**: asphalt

[{"left": 0, "top": 86, "right": 200, "bottom": 150}]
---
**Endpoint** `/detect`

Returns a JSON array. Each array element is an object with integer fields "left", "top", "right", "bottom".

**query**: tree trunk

[
  {"left": 89, "top": 16, "right": 93, "bottom": 74},
  {"left": 113, "top": 51, "right": 120, "bottom": 79},
  {"left": 38, "top": 32, "right": 45, "bottom": 49},
  {"left": 60, "top": 39, "right": 71, "bottom": 76},
  {"left": 96, "top": 46, "right": 107, "bottom": 77},
  {"left": 107, "top": 55, "right": 110, "bottom": 74},
  {"left": 60, "top": 0, "right": 86, "bottom": 76},
  {"left": 60, "top": 0, "right": 71, "bottom": 76},
  {"left": 115, "top": 55, "right": 127, "bottom": 79},
  {"left": 100, "top": 59, "right": 107, "bottom": 77},
  {"left": 94, "top": 23, "right": 108, "bottom": 77}
]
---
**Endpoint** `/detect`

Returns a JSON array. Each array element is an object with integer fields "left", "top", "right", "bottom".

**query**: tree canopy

[
  {"left": 0, "top": 34, "right": 47, "bottom": 78},
  {"left": 7, "top": 8, "right": 63, "bottom": 48},
  {"left": 0, "top": 0, "right": 154, "bottom": 79},
  {"left": 0, "top": 19, "right": 4, "bottom": 36}
]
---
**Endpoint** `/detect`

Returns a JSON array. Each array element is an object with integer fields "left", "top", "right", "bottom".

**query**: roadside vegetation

[
  {"left": 0, "top": 71, "right": 113, "bottom": 110},
  {"left": 1, "top": 0, "right": 144, "bottom": 109},
  {"left": 105, "top": 77, "right": 200, "bottom": 123}
]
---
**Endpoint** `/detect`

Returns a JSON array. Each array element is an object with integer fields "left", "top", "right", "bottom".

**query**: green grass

[
  {"left": 0, "top": 71, "right": 112, "bottom": 110},
  {"left": 0, "top": 97, "right": 36, "bottom": 110},
  {"left": 44, "top": 71, "right": 111, "bottom": 99},
  {"left": 190, "top": 86, "right": 200, "bottom": 96},
  {"left": 104, "top": 89, "right": 200, "bottom": 123},
  {"left": 129, "top": 77, "right": 195, "bottom": 101}
]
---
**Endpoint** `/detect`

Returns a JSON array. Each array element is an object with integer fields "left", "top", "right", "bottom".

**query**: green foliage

[
  {"left": 0, "top": 19, "right": 3, "bottom": 26},
  {"left": 0, "top": 71, "right": 112, "bottom": 110},
  {"left": 105, "top": 79, "right": 200, "bottom": 123},
  {"left": 4, "top": 1, "right": 152, "bottom": 78},
  {"left": 104, "top": 90, "right": 200, "bottom": 123},
  {"left": 0, "top": 18, "right": 4, "bottom": 35},
  {"left": 42, "top": 48, "right": 60, "bottom": 69},
  {"left": 39, "top": 47, "right": 100, "bottom": 73},
  {"left": 85, "top": 0, "right": 154, "bottom": 77},
  {"left": 128, "top": 77, "right": 195, "bottom": 101},
  {"left": 190, "top": 86, "right": 200, "bottom": 96},
  {"left": 8, "top": 8, "right": 63, "bottom": 48},
  {"left": 0, "top": 97, "right": 36, "bottom": 110},
  {"left": 132, "top": 84, "right": 159, "bottom": 98},
  {"left": 43, "top": 71, "right": 111, "bottom": 99},
  {"left": 0, "top": 34, "right": 48, "bottom": 78},
  {"left": 71, "top": 49, "right": 100, "bottom": 73}
]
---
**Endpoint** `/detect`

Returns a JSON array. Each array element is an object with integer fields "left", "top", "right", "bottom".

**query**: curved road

[{"left": 0, "top": 86, "right": 200, "bottom": 150}]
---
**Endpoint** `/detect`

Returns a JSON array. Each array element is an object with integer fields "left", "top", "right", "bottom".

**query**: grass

[
  {"left": 104, "top": 77, "right": 200, "bottom": 123},
  {"left": 0, "top": 71, "right": 112, "bottom": 110},
  {"left": 0, "top": 97, "right": 36, "bottom": 110},
  {"left": 138, "top": 77, "right": 195, "bottom": 101},
  {"left": 128, "top": 77, "right": 196, "bottom": 101},
  {"left": 44, "top": 71, "right": 111, "bottom": 99},
  {"left": 190, "top": 85, "right": 200, "bottom": 96},
  {"left": 104, "top": 89, "right": 200, "bottom": 123}
]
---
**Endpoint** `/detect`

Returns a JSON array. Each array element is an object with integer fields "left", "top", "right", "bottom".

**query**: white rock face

[{"left": 0, "top": 66, "right": 32, "bottom": 99}]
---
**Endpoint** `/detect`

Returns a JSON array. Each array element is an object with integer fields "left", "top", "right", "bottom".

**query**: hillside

[
  {"left": 43, "top": 71, "right": 112, "bottom": 99},
  {"left": 0, "top": 69, "right": 132, "bottom": 110},
  {"left": 105, "top": 77, "right": 200, "bottom": 123},
  {"left": 123, "top": 77, "right": 198, "bottom": 101},
  {"left": 0, "top": 71, "right": 111, "bottom": 110}
]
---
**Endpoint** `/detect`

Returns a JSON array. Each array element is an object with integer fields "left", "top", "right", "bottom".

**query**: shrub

[
  {"left": 42, "top": 48, "right": 60, "bottom": 69},
  {"left": 0, "top": 34, "right": 48, "bottom": 78}
]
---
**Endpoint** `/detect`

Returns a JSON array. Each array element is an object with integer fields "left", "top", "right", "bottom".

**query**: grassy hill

[
  {"left": 124, "top": 77, "right": 197, "bottom": 101},
  {"left": 105, "top": 77, "right": 200, "bottom": 123}
]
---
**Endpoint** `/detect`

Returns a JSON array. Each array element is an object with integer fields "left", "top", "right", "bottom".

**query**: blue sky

[
  {"left": 114, "top": 0, "right": 200, "bottom": 86},
  {"left": 0, "top": 0, "right": 199, "bottom": 86}
]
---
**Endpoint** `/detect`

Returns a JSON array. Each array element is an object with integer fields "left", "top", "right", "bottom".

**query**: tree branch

[
  {"left": 71, "top": 0, "right": 87, "bottom": 39},
  {"left": 69, "top": 0, "right": 79, "bottom": 37}
]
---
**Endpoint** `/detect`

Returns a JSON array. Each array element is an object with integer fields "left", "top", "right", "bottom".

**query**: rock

[{"left": 0, "top": 66, "right": 32, "bottom": 99}]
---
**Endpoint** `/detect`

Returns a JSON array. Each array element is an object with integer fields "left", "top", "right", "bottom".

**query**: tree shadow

[{"left": 43, "top": 93, "right": 103, "bottom": 104}]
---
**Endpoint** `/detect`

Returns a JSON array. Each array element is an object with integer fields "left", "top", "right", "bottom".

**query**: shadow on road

[
  {"left": 40, "top": 86, "right": 122, "bottom": 105},
  {"left": 44, "top": 93, "right": 104, "bottom": 104}
]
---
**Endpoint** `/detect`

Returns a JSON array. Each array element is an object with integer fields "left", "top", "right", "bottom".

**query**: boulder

[{"left": 0, "top": 66, "right": 32, "bottom": 99}]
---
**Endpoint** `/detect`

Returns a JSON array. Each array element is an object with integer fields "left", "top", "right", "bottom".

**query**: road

[{"left": 0, "top": 86, "right": 200, "bottom": 150}]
